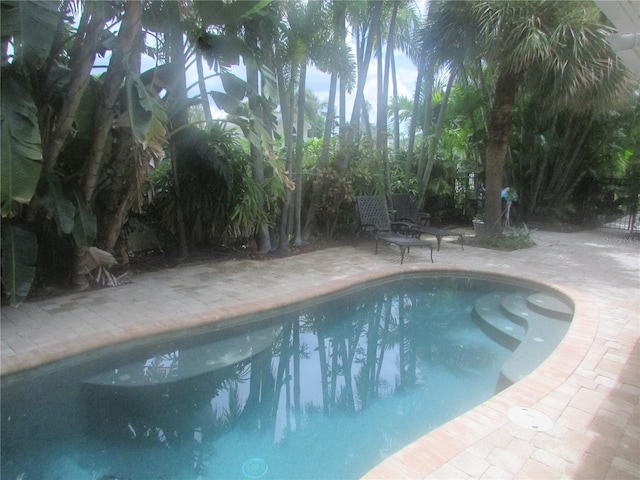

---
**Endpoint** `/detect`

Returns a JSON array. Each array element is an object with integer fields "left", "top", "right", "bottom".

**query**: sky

[
  {"left": 88, "top": 3, "right": 424, "bottom": 135},
  {"left": 188, "top": 49, "right": 420, "bottom": 138}
]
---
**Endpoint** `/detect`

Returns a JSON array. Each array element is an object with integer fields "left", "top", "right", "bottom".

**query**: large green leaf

[
  {"left": 195, "top": 33, "right": 244, "bottom": 69},
  {"left": 126, "top": 73, "right": 168, "bottom": 162},
  {"left": 126, "top": 74, "right": 154, "bottom": 145},
  {"left": 195, "top": 1, "right": 272, "bottom": 27},
  {"left": 37, "top": 172, "right": 75, "bottom": 234},
  {"left": 221, "top": 72, "right": 248, "bottom": 100},
  {"left": 71, "top": 191, "right": 97, "bottom": 247},
  {"left": 0, "top": 70, "right": 43, "bottom": 218},
  {"left": 211, "top": 91, "right": 246, "bottom": 116},
  {"left": 1, "top": 221, "right": 37, "bottom": 307},
  {"left": 1, "top": 0, "right": 60, "bottom": 70}
]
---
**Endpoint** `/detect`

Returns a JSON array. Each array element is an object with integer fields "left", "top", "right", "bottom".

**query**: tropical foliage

[{"left": 1, "top": 0, "right": 638, "bottom": 304}]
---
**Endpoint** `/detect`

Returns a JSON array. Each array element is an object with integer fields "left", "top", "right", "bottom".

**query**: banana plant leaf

[
  {"left": 221, "top": 72, "right": 248, "bottom": 100},
  {"left": 126, "top": 73, "right": 167, "bottom": 163},
  {"left": 1, "top": 0, "right": 59, "bottom": 70},
  {"left": 210, "top": 91, "right": 248, "bottom": 116},
  {"left": 195, "top": 0, "right": 272, "bottom": 28},
  {"left": 37, "top": 172, "right": 75, "bottom": 235},
  {"left": 0, "top": 70, "right": 43, "bottom": 218},
  {"left": 1, "top": 222, "right": 37, "bottom": 307},
  {"left": 71, "top": 191, "right": 97, "bottom": 248}
]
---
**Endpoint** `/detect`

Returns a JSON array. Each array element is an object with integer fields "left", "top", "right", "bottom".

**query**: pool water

[{"left": 2, "top": 276, "right": 522, "bottom": 480}]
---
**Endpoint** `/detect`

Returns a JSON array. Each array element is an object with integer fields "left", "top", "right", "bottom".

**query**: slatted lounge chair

[
  {"left": 391, "top": 194, "right": 464, "bottom": 251},
  {"left": 357, "top": 195, "right": 434, "bottom": 264}
]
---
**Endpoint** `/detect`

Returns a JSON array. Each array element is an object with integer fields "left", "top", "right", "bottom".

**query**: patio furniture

[
  {"left": 391, "top": 194, "right": 464, "bottom": 251},
  {"left": 357, "top": 196, "right": 434, "bottom": 264}
]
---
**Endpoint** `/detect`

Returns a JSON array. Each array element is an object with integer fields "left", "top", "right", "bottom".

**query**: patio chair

[
  {"left": 357, "top": 196, "right": 434, "bottom": 264},
  {"left": 391, "top": 194, "right": 464, "bottom": 251}
]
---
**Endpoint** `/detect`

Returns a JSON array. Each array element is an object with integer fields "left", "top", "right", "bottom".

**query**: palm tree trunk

[
  {"left": 336, "top": 2, "right": 347, "bottom": 150},
  {"left": 196, "top": 50, "right": 213, "bottom": 124},
  {"left": 391, "top": 53, "right": 401, "bottom": 163},
  {"left": 485, "top": 71, "right": 520, "bottom": 234},
  {"left": 405, "top": 59, "right": 426, "bottom": 190},
  {"left": 416, "top": 63, "right": 435, "bottom": 182},
  {"left": 419, "top": 69, "right": 456, "bottom": 203},
  {"left": 346, "top": 1, "right": 382, "bottom": 145},
  {"left": 550, "top": 118, "right": 593, "bottom": 207},
  {"left": 302, "top": 70, "right": 337, "bottom": 241},
  {"left": 246, "top": 40, "right": 272, "bottom": 253},
  {"left": 529, "top": 114, "right": 558, "bottom": 214},
  {"left": 167, "top": 4, "right": 190, "bottom": 259},
  {"left": 293, "top": 61, "right": 307, "bottom": 246},
  {"left": 380, "top": 2, "right": 399, "bottom": 198},
  {"left": 276, "top": 63, "right": 294, "bottom": 252}
]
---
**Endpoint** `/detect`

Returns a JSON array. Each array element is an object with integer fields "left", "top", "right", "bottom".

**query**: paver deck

[{"left": 1, "top": 228, "right": 639, "bottom": 479}]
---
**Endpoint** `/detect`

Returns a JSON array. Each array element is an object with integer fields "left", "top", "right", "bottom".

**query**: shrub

[{"left": 480, "top": 225, "right": 535, "bottom": 250}]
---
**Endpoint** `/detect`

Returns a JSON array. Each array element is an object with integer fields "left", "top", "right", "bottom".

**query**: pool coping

[{"left": 0, "top": 264, "right": 598, "bottom": 479}]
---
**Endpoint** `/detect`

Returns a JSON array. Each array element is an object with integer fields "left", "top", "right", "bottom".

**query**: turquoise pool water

[{"left": 2, "top": 275, "right": 547, "bottom": 479}]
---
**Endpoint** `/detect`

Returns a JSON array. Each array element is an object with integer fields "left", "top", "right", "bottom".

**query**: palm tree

[
  {"left": 301, "top": 0, "right": 355, "bottom": 241},
  {"left": 426, "top": 0, "right": 634, "bottom": 234},
  {"left": 345, "top": 0, "right": 383, "bottom": 144}
]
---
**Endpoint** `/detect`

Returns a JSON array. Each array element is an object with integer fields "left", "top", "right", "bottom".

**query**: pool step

[
  {"left": 473, "top": 293, "right": 525, "bottom": 351},
  {"left": 473, "top": 291, "right": 573, "bottom": 392},
  {"left": 527, "top": 292, "right": 573, "bottom": 321}
]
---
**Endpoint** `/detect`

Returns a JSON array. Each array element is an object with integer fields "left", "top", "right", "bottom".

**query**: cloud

[{"left": 304, "top": 50, "right": 418, "bottom": 126}]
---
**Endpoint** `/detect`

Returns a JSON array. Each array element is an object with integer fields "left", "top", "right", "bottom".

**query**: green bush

[{"left": 480, "top": 225, "right": 535, "bottom": 250}]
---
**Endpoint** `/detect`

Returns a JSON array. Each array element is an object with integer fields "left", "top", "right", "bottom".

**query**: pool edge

[
  {"left": 0, "top": 265, "right": 599, "bottom": 479},
  {"left": 360, "top": 269, "right": 599, "bottom": 479}
]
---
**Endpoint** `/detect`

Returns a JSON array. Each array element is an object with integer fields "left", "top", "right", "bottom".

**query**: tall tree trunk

[
  {"left": 485, "top": 71, "right": 520, "bottom": 235},
  {"left": 404, "top": 59, "right": 426, "bottom": 190},
  {"left": 346, "top": 1, "right": 382, "bottom": 145},
  {"left": 196, "top": 50, "right": 213, "bottom": 124},
  {"left": 550, "top": 117, "right": 593, "bottom": 206},
  {"left": 375, "top": 16, "right": 390, "bottom": 195},
  {"left": 529, "top": 114, "right": 558, "bottom": 214},
  {"left": 293, "top": 61, "right": 307, "bottom": 246},
  {"left": 73, "top": 0, "right": 142, "bottom": 290},
  {"left": 337, "top": 3, "right": 347, "bottom": 150},
  {"left": 82, "top": 1, "right": 142, "bottom": 205},
  {"left": 42, "top": 3, "right": 108, "bottom": 172},
  {"left": 416, "top": 63, "right": 435, "bottom": 182},
  {"left": 391, "top": 53, "right": 401, "bottom": 164},
  {"left": 276, "top": 63, "right": 294, "bottom": 252},
  {"left": 246, "top": 60, "right": 272, "bottom": 252},
  {"left": 379, "top": 2, "right": 399, "bottom": 198},
  {"left": 167, "top": 3, "right": 190, "bottom": 259},
  {"left": 302, "top": 70, "right": 337, "bottom": 241},
  {"left": 419, "top": 69, "right": 456, "bottom": 203}
]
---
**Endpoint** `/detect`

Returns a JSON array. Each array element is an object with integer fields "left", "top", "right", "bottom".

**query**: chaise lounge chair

[
  {"left": 391, "top": 194, "right": 464, "bottom": 251},
  {"left": 357, "top": 195, "right": 434, "bottom": 264}
]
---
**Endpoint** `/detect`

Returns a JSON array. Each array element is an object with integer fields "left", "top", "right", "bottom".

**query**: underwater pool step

[
  {"left": 473, "top": 293, "right": 526, "bottom": 351},
  {"left": 526, "top": 292, "right": 573, "bottom": 321},
  {"left": 496, "top": 292, "right": 573, "bottom": 391}
]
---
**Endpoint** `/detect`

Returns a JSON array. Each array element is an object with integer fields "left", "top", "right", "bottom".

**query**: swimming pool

[{"left": 1, "top": 274, "right": 572, "bottom": 480}]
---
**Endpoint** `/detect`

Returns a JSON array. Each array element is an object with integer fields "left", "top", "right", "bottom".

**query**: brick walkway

[{"left": 1, "top": 228, "right": 639, "bottom": 479}]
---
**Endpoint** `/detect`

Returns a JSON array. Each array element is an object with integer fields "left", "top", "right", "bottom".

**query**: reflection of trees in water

[{"left": 79, "top": 279, "right": 503, "bottom": 477}]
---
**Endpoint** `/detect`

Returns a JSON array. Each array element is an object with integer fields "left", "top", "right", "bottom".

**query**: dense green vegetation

[{"left": 1, "top": 0, "right": 638, "bottom": 304}]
